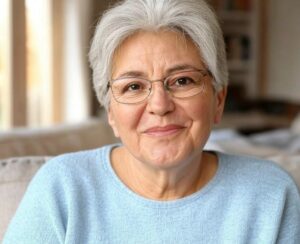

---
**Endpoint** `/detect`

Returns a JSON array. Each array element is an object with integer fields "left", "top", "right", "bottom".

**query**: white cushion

[
  {"left": 0, "top": 156, "right": 50, "bottom": 240},
  {"left": 291, "top": 113, "right": 300, "bottom": 135}
]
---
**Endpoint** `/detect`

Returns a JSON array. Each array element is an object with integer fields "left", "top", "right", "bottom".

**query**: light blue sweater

[{"left": 3, "top": 144, "right": 300, "bottom": 243}]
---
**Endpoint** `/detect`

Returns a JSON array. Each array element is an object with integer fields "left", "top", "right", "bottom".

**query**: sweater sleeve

[
  {"left": 3, "top": 158, "right": 67, "bottom": 244},
  {"left": 276, "top": 181, "right": 300, "bottom": 244}
]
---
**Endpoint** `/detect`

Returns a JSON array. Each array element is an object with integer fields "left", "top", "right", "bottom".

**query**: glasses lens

[
  {"left": 111, "top": 78, "right": 151, "bottom": 104},
  {"left": 166, "top": 71, "right": 206, "bottom": 98},
  {"left": 109, "top": 70, "right": 208, "bottom": 104}
]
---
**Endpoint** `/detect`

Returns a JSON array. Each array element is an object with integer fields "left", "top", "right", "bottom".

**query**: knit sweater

[{"left": 3, "top": 144, "right": 300, "bottom": 243}]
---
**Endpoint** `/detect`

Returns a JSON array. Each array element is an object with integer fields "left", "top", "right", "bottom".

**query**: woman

[{"left": 4, "top": 0, "right": 300, "bottom": 243}]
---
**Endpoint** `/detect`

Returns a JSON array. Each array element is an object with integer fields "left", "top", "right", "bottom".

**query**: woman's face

[{"left": 108, "top": 30, "right": 226, "bottom": 169}]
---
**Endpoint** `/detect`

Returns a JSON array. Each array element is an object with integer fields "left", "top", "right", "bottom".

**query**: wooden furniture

[{"left": 209, "top": 0, "right": 263, "bottom": 99}]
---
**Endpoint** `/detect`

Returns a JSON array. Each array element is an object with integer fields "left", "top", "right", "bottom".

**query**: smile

[{"left": 144, "top": 125, "right": 185, "bottom": 137}]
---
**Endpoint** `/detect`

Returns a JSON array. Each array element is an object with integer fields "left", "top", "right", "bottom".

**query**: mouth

[{"left": 144, "top": 124, "right": 185, "bottom": 137}]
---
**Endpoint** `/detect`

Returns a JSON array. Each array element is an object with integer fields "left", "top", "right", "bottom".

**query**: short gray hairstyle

[{"left": 89, "top": 0, "right": 228, "bottom": 108}]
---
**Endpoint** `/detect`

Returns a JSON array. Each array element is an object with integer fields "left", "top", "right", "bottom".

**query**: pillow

[
  {"left": 0, "top": 156, "right": 50, "bottom": 240},
  {"left": 291, "top": 112, "right": 300, "bottom": 135}
]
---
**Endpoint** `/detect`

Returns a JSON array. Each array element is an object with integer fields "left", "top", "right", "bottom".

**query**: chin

[{"left": 142, "top": 146, "right": 201, "bottom": 170}]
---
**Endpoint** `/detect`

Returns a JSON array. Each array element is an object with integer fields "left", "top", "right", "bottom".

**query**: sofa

[{"left": 1, "top": 117, "right": 300, "bottom": 240}]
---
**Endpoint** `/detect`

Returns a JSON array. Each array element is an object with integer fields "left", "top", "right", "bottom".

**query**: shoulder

[
  {"left": 3, "top": 145, "right": 117, "bottom": 243},
  {"left": 216, "top": 152, "right": 299, "bottom": 195},
  {"left": 27, "top": 144, "right": 117, "bottom": 192},
  {"left": 215, "top": 153, "right": 300, "bottom": 241},
  {"left": 40, "top": 144, "right": 114, "bottom": 176},
  {"left": 14, "top": 144, "right": 117, "bottom": 217}
]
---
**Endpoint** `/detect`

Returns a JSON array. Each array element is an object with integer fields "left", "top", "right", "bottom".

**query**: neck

[{"left": 111, "top": 147, "right": 217, "bottom": 201}]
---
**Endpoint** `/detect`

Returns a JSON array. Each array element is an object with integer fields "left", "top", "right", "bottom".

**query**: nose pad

[
  {"left": 146, "top": 81, "right": 174, "bottom": 115},
  {"left": 149, "top": 81, "right": 171, "bottom": 99}
]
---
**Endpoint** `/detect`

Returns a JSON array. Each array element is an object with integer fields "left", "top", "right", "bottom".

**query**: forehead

[{"left": 112, "top": 30, "right": 204, "bottom": 78}]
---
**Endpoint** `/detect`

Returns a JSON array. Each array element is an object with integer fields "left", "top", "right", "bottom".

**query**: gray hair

[{"left": 89, "top": 0, "right": 228, "bottom": 109}]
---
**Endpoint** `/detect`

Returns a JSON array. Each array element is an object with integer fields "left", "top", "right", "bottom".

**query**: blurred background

[{"left": 1, "top": 0, "right": 300, "bottom": 133}]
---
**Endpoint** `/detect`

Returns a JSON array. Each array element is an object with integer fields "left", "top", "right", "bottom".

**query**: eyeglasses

[{"left": 107, "top": 69, "right": 211, "bottom": 104}]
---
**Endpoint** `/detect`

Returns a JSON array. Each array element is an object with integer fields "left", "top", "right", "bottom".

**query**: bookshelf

[{"left": 208, "top": 0, "right": 262, "bottom": 104}]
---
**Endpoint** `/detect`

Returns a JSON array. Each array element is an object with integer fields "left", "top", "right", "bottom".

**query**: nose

[{"left": 146, "top": 81, "right": 175, "bottom": 116}]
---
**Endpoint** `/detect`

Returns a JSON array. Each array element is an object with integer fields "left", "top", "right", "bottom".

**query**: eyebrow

[
  {"left": 114, "top": 64, "right": 203, "bottom": 80},
  {"left": 115, "top": 71, "right": 146, "bottom": 79},
  {"left": 166, "top": 64, "right": 203, "bottom": 74}
]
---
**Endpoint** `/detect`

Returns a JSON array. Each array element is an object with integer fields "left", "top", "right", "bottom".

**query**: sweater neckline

[{"left": 100, "top": 144, "right": 225, "bottom": 209}]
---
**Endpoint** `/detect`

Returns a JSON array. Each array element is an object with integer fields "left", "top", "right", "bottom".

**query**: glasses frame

[{"left": 107, "top": 69, "right": 212, "bottom": 104}]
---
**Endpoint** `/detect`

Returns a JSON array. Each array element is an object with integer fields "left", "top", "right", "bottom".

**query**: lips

[{"left": 144, "top": 124, "right": 185, "bottom": 136}]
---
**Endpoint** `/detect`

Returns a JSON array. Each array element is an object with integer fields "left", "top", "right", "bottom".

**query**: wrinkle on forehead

[{"left": 111, "top": 30, "right": 203, "bottom": 80}]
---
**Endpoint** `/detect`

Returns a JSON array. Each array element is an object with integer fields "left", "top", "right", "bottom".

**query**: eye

[
  {"left": 168, "top": 76, "right": 196, "bottom": 88},
  {"left": 127, "top": 83, "right": 141, "bottom": 91},
  {"left": 119, "top": 79, "right": 149, "bottom": 94},
  {"left": 174, "top": 77, "right": 194, "bottom": 86}
]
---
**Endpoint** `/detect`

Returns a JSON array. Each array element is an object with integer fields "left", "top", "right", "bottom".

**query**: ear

[
  {"left": 214, "top": 87, "right": 227, "bottom": 124},
  {"left": 108, "top": 107, "right": 120, "bottom": 138}
]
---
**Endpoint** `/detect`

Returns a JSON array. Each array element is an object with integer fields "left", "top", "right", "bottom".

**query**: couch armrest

[{"left": 0, "top": 118, "right": 118, "bottom": 159}]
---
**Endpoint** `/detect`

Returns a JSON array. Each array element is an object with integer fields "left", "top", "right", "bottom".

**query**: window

[
  {"left": 0, "top": 0, "right": 9, "bottom": 129},
  {"left": 26, "top": 0, "right": 53, "bottom": 126},
  {"left": 0, "top": 0, "right": 92, "bottom": 130}
]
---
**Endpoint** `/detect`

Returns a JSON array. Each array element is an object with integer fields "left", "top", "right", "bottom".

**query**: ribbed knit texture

[{"left": 3, "top": 144, "right": 300, "bottom": 243}]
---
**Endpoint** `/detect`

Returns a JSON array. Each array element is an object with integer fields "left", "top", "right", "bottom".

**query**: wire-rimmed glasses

[{"left": 107, "top": 69, "right": 211, "bottom": 104}]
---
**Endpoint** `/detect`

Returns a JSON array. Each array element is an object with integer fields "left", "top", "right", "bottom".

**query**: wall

[
  {"left": 266, "top": 0, "right": 300, "bottom": 102},
  {"left": 90, "top": 0, "right": 119, "bottom": 115}
]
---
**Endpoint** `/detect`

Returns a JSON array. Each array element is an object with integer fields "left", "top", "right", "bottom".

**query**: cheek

[
  {"left": 186, "top": 96, "right": 216, "bottom": 124},
  {"left": 190, "top": 105, "right": 214, "bottom": 136},
  {"left": 183, "top": 96, "right": 216, "bottom": 142},
  {"left": 108, "top": 102, "right": 145, "bottom": 137}
]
